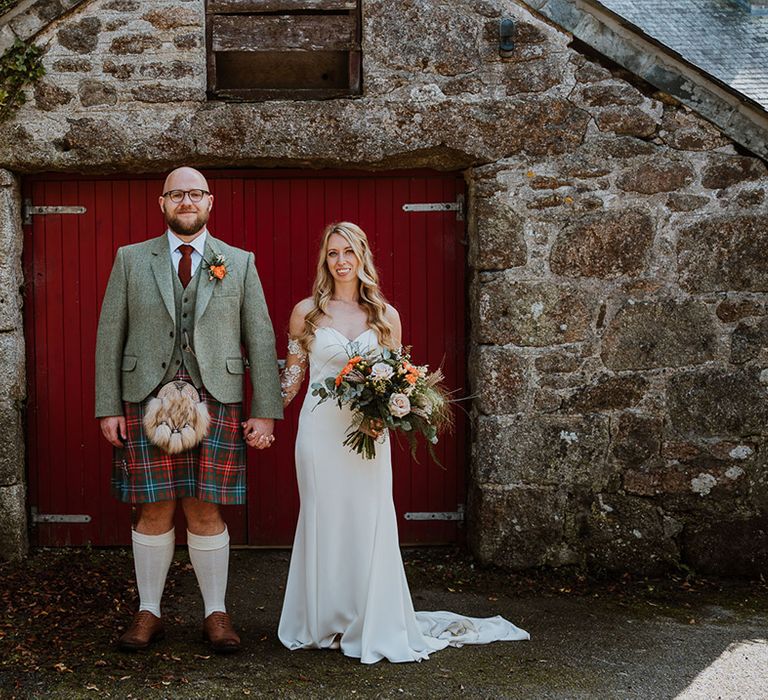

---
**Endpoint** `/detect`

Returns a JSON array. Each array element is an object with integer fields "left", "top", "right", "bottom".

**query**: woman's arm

[{"left": 280, "top": 299, "right": 313, "bottom": 408}]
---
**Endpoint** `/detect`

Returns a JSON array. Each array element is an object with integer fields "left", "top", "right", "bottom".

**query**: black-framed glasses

[{"left": 163, "top": 189, "right": 211, "bottom": 203}]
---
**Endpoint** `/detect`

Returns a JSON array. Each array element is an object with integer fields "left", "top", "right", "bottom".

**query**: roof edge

[
  {"left": 0, "top": 0, "right": 89, "bottom": 55},
  {"left": 519, "top": 0, "right": 768, "bottom": 160},
  {"left": 735, "top": 0, "right": 768, "bottom": 17}
]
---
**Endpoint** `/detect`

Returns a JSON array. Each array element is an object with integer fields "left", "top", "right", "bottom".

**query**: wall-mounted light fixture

[{"left": 499, "top": 18, "right": 515, "bottom": 58}]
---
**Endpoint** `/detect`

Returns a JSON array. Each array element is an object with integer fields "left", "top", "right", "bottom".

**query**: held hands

[
  {"left": 243, "top": 417, "right": 276, "bottom": 450},
  {"left": 99, "top": 415, "right": 275, "bottom": 450},
  {"left": 100, "top": 416, "right": 127, "bottom": 448}
]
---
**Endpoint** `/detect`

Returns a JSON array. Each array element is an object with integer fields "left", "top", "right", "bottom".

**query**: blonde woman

[{"left": 253, "top": 222, "right": 528, "bottom": 664}]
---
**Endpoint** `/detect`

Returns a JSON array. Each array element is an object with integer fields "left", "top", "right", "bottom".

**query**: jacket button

[
  {"left": 176, "top": 359, "right": 181, "bottom": 365},
  {"left": 183, "top": 297, "right": 188, "bottom": 303},
  {"left": 183, "top": 313, "right": 188, "bottom": 319},
  {"left": 161, "top": 362, "right": 166, "bottom": 369},
  {"left": 169, "top": 331, "right": 174, "bottom": 337}
]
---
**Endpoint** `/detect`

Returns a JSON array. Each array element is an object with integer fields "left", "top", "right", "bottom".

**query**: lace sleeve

[{"left": 281, "top": 337, "right": 308, "bottom": 407}]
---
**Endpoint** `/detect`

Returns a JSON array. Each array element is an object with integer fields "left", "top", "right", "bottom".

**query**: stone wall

[
  {"left": 0, "top": 0, "right": 587, "bottom": 171},
  {"left": 0, "top": 0, "right": 766, "bottom": 573},
  {"left": 0, "top": 170, "right": 27, "bottom": 561},
  {"left": 466, "top": 56, "right": 768, "bottom": 575},
  {"left": 27, "top": 0, "right": 206, "bottom": 112}
]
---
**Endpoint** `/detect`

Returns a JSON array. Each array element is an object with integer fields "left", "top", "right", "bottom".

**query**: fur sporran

[{"left": 143, "top": 381, "right": 211, "bottom": 454}]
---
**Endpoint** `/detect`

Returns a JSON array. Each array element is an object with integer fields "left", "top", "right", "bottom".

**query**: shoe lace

[
  {"left": 128, "top": 610, "right": 158, "bottom": 631},
  {"left": 209, "top": 612, "right": 230, "bottom": 629}
]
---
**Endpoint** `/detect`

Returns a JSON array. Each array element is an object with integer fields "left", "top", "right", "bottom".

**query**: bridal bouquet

[{"left": 311, "top": 345, "right": 453, "bottom": 461}]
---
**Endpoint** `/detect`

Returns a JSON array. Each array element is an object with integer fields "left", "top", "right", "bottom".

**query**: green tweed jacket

[{"left": 94, "top": 233, "right": 283, "bottom": 420}]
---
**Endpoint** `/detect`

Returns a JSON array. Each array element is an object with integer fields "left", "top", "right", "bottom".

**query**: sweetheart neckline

[{"left": 316, "top": 326, "right": 372, "bottom": 344}]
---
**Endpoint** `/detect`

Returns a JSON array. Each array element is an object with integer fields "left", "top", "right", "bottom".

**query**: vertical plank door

[{"left": 23, "top": 170, "right": 466, "bottom": 546}]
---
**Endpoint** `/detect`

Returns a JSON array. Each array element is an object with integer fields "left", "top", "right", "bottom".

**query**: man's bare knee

[
  {"left": 182, "top": 498, "right": 225, "bottom": 536},
  {"left": 135, "top": 501, "right": 176, "bottom": 535}
]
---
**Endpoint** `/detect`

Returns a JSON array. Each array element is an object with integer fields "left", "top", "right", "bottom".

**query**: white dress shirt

[{"left": 167, "top": 229, "right": 208, "bottom": 277}]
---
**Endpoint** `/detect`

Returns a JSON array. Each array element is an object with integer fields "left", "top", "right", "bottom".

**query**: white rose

[
  {"left": 388, "top": 393, "right": 411, "bottom": 418},
  {"left": 370, "top": 362, "right": 394, "bottom": 380}
]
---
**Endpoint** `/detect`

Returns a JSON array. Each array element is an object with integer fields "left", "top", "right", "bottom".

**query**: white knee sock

[
  {"left": 132, "top": 528, "right": 175, "bottom": 618},
  {"left": 187, "top": 527, "right": 230, "bottom": 618}
]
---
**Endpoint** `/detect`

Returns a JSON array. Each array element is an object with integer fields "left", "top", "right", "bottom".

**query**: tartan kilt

[{"left": 111, "top": 368, "right": 246, "bottom": 504}]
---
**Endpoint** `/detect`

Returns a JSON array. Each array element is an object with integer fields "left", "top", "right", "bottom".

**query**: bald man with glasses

[{"left": 95, "top": 167, "right": 282, "bottom": 653}]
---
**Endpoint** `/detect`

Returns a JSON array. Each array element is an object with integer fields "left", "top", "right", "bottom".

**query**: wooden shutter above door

[
  {"left": 206, "top": 0, "right": 362, "bottom": 101},
  {"left": 208, "top": 0, "right": 357, "bottom": 10},
  {"left": 211, "top": 15, "right": 358, "bottom": 52}
]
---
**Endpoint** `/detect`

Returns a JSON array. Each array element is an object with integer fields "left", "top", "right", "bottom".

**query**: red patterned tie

[{"left": 178, "top": 244, "right": 193, "bottom": 288}]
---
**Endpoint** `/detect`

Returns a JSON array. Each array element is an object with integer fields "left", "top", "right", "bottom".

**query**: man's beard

[{"left": 165, "top": 206, "right": 209, "bottom": 236}]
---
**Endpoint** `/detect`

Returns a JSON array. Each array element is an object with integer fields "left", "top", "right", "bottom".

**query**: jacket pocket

[
  {"left": 226, "top": 357, "right": 245, "bottom": 374},
  {"left": 121, "top": 355, "right": 137, "bottom": 371},
  {"left": 211, "top": 273, "right": 240, "bottom": 297}
]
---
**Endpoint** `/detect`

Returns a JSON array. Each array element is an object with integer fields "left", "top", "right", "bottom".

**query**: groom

[{"left": 95, "top": 167, "right": 283, "bottom": 653}]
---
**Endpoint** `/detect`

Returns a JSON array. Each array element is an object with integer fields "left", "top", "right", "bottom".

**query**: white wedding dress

[{"left": 277, "top": 326, "right": 529, "bottom": 664}]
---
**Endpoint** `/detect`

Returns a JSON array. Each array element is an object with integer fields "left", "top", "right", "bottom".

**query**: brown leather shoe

[
  {"left": 117, "top": 611, "right": 165, "bottom": 651},
  {"left": 202, "top": 611, "right": 241, "bottom": 654}
]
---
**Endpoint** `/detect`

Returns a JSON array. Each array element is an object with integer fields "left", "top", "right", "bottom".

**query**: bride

[{"left": 252, "top": 221, "right": 528, "bottom": 664}]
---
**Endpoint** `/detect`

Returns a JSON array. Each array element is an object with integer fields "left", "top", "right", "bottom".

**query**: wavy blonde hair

[{"left": 300, "top": 222, "right": 395, "bottom": 351}]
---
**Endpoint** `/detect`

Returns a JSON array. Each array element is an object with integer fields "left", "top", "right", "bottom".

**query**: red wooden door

[{"left": 23, "top": 170, "right": 466, "bottom": 547}]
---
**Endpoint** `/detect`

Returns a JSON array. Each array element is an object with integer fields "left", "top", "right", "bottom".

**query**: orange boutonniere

[{"left": 203, "top": 253, "right": 227, "bottom": 282}]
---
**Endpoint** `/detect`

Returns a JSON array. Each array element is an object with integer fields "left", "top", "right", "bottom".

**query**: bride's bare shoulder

[
  {"left": 289, "top": 298, "right": 315, "bottom": 335},
  {"left": 293, "top": 297, "right": 315, "bottom": 316},
  {"left": 384, "top": 303, "right": 402, "bottom": 345},
  {"left": 384, "top": 303, "right": 401, "bottom": 324}
]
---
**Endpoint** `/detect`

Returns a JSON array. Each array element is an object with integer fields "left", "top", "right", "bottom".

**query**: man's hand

[
  {"left": 243, "top": 417, "right": 275, "bottom": 450},
  {"left": 100, "top": 416, "right": 127, "bottom": 448}
]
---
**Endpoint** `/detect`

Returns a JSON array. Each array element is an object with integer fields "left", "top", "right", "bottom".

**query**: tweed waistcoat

[{"left": 159, "top": 266, "right": 203, "bottom": 387}]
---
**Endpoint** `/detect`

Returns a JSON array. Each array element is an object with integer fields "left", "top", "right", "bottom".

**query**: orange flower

[
  {"left": 334, "top": 356, "right": 366, "bottom": 386},
  {"left": 335, "top": 368, "right": 349, "bottom": 386},
  {"left": 335, "top": 359, "right": 359, "bottom": 386},
  {"left": 204, "top": 254, "right": 228, "bottom": 282},
  {"left": 405, "top": 372, "right": 419, "bottom": 385}
]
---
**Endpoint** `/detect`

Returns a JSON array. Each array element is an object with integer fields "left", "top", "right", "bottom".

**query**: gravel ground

[{"left": 1, "top": 547, "right": 766, "bottom": 699}]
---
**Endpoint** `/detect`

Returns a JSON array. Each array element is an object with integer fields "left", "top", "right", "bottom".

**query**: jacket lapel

[
  {"left": 194, "top": 235, "right": 218, "bottom": 322},
  {"left": 150, "top": 235, "right": 175, "bottom": 322}
]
